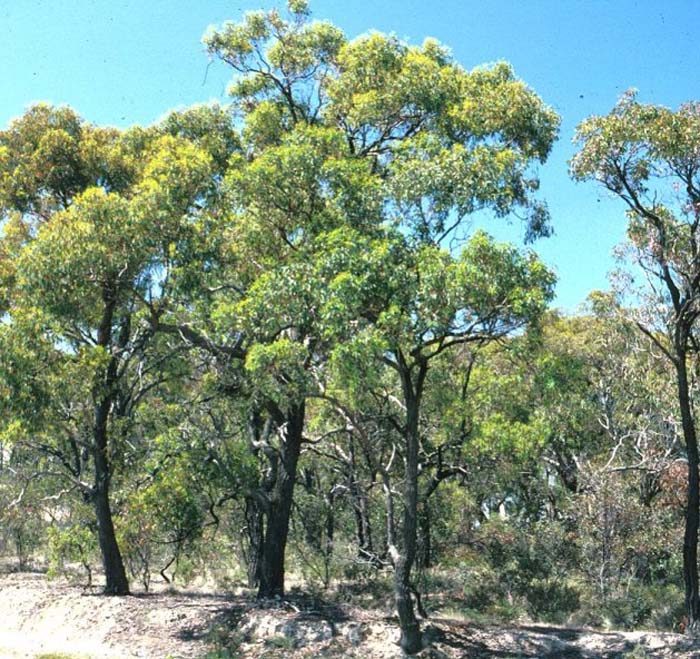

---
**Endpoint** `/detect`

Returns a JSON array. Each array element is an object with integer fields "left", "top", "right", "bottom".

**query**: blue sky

[{"left": 2, "top": 0, "right": 698, "bottom": 311}]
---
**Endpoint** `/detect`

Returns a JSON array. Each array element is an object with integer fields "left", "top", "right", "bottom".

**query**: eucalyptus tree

[
  {"left": 0, "top": 105, "right": 214, "bottom": 593},
  {"left": 313, "top": 228, "right": 555, "bottom": 649},
  {"left": 571, "top": 92, "right": 700, "bottom": 631},
  {"left": 200, "top": 2, "right": 558, "bottom": 650}
]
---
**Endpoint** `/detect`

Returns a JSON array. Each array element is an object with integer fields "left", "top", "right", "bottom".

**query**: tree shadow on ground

[
  {"left": 176, "top": 601, "right": 248, "bottom": 643},
  {"left": 174, "top": 590, "right": 351, "bottom": 648},
  {"left": 432, "top": 619, "right": 644, "bottom": 659}
]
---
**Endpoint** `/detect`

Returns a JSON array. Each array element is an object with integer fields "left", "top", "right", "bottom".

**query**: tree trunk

[
  {"left": 354, "top": 490, "right": 376, "bottom": 563},
  {"left": 15, "top": 528, "right": 26, "bottom": 571},
  {"left": 418, "top": 505, "right": 432, "bottom": 569},
  {"left": 394, "top": 359, "right": 426, "bottom": 655},
  {"left": 91, "top": 292, "right": 129, "bottom": 595},
  {"left": 257, "top": 402, "right": 305, "bottom": 598},
  {"left": 244, "top": 496, "right": 265, "bottom": 588},
  {"left": 324, "top": 491, "right": 335, "bottom": 588},
  {"left": 348, "top": 436, "right": 376, "bottom": 563},
  {"left": 677, "top": 353, "right": 700, "bottom": 630},
  {"left": 93, "top": 478, "right": 129, "bottom": 595}
]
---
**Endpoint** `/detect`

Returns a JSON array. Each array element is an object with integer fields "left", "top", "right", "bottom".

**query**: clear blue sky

[{"left": 2, "top": 0, "right": 697, "bottom": 311}]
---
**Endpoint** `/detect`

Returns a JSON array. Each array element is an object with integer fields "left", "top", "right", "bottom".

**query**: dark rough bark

[
  {"left": 257, "top": 402, "right": 305, "bottom": 598},
  {"left": 677, "top": 352, "right": 700, "bottom": 630},
  {"left": 244, "top": 496, "right": 265, "bottom": 588},
  {"left": 91, "top": 290, "right": 129, "bottom": 595},
  {"left": 93, "top": 407, "right": 129, "bottom": 595},
  {"left": 418, "top": 506, "right": 432, "bottom": 570},
  {"left": 394, "top": 357, "right": 426, "bottom": 655}
]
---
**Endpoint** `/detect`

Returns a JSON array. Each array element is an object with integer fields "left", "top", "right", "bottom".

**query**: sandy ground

[
  {"left": 0, "top": 572, "right": 236, "bottom": 658},
  {"left": 1, "top": 571, "right": 699, "bottom": 658}
]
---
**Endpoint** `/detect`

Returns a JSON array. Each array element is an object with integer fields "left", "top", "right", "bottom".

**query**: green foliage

[
  {"left": 47, "top": 523, "right": 98, "bottom": 585},
  {"left": 119, "top": 461, "right": 206, "bottom": 589},
  {"left": 459, "top": 519, "right": 581, "bottom": 623},
  {"left": 0, "top": 488, "right": 46, "bottom": 570},
  {"left": 202, "top": 635, "right": 245, "bottom": 659},
  {"left": 571, "top": 91, "right": 700, "bottom": 315},
  {"left": 595, "top": 582, "right": 684, "bottom": 631},
  {"left": 160, "top": 103, "right": 240, "bottom": 173}
]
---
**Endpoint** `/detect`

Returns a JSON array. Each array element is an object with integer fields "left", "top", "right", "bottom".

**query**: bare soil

[{"left": 1, "top": 570, "right": 699, "bottom": 658}]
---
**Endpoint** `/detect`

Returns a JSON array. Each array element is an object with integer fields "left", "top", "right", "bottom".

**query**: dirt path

[{"left": 1, "top": 571, "right": 699, "bottom": 658}]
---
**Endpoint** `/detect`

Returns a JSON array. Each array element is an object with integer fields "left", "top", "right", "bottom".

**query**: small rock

[{"left": 345, "top": 622, "right": 365, "bottom": 646}]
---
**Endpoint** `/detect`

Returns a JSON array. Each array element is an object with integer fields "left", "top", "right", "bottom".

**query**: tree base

[
  {"left": 685, "top": 618, "right": 700, "bottom": 638},
  {"left": 399, "top": 624, "right": 423, "bottom": 655}
]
